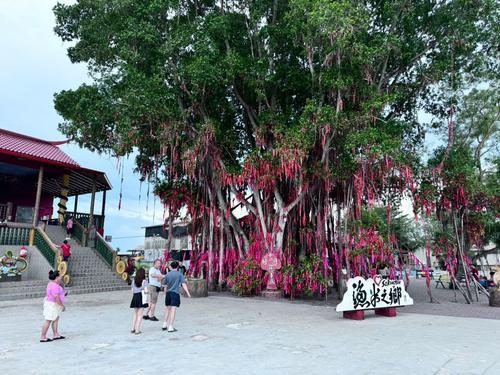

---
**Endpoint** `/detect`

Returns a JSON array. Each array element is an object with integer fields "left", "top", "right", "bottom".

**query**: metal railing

[
  {"left": 34, "top": 227, "right": 58, "bottom": 268},
  {"left": 0, "top": 223, "right": 31, "bottom": 245}
]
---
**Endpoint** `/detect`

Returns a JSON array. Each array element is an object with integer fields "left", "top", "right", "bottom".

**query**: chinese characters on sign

[{"left": 336, "top": 276, "right": 413, "bottom": 312}]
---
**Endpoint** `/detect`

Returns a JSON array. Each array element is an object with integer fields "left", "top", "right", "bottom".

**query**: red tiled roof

[{"left": 0, "top": 128, "right": 79, "bottom": 167}]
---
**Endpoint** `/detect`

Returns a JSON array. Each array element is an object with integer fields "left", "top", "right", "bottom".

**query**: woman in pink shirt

[
  {"left": 40, "top": 270, "right": 66, "bottom": 342},
  {"left": 66, "top": 216, "right": 74, "bottom": 238}
]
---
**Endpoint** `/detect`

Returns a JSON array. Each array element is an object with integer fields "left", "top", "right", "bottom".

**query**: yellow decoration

[
  {"left": 57, "top": 174, "right": 70, "bottom": 224},
  {"left": 121, "top": 272, "right": 128, "bottom": 281},
  {"left": 63, "top": 274, "right": 71, "bottom": 285},
  {"left": 116, "top": 261, "right": 126, "bottom": 274},
  {"left": 58, "top": 261, "right": 68, "bottom": 276}
]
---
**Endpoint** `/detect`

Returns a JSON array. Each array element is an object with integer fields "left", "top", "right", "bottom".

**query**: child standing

[{"left": 60, "top": 240, "right": 71, "bottom": 262}]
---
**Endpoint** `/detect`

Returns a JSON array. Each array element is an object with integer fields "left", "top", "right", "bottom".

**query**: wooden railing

[
  {"left": 34, "top": 227, "right": 58, "bottom": 268},
  {"left": 73, "top": 212, "right": 104, "bottom": 230},
  {"left": 94, "top": 232, "right": 116, "bottom": 269},
  {"left": 0, "top": 223, "right": 31, "bottom": 245}
]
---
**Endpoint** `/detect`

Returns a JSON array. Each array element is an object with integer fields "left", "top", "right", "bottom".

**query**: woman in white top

[{"left": 129, "top": 268, "right": 148, "bottom": 334}]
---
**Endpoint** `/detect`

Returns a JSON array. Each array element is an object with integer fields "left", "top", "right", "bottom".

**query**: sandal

[
  {"left": 167, "top": 328, "right": 178, "bottom": 333},
  {"left": 40, "top": 339, "right": 52, "bottom": 343},
  {"left": 131, "top": 330, "right": 135, "bottom": 334},
  {"left": 53, "top": 336, "right": 66, "bottom": 340},
  {"left": 134, "top": 331, "right": 142, "bottom": 335}
]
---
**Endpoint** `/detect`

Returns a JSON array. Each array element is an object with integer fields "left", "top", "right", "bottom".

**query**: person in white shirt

[{"left": 144, "top": 259, "right": 163, "bottom": 321}]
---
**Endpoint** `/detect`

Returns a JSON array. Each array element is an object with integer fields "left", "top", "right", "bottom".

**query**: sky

[{"left": 0, "top": 0, "right": 164, "bottom": 250}]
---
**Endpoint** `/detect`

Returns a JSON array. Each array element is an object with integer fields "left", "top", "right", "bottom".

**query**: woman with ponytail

[{"left": 40, "top": 270, "right": 66, "bottom": 342}]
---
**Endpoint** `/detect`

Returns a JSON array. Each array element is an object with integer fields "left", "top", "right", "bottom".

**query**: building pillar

[
  {"left": 32, "top": 165, "right": 44, "bottom": 227},
  {"left": 101, "top": 190, "right": 106, "bottom": 230},
  {"left": 29, "top": 229, "right": 35, "bottom": 246},
  {"left": 87, "top": 176, "right": 96, "bottom": 246},
  {"left": 6, "top": 202, "right": 13, "bottom": 222},
  {"left": 73, "top": 194, "right": 79, "bottom": 216}
]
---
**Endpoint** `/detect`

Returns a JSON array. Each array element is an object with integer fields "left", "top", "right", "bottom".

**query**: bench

[
  {"left": 416, "top": 269, "right": 434, "bottom": 279},
  {"left": 434, "top": 272, "right": 451, "bottom": 288}
]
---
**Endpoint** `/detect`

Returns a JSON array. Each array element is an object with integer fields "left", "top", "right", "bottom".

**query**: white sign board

[{"left": 336, "top": 276, "right": 413, "bottom": 312}]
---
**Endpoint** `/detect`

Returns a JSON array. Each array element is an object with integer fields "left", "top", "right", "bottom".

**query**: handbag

[{"left": 141, "top": 287, "right": 150, "bottom": 304}]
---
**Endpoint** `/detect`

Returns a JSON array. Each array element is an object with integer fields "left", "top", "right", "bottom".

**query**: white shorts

[{"left": 43, "top": 299, "right": 63, "bottom": 321}]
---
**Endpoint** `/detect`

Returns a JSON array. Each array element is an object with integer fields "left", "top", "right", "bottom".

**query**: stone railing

[
  {"left": 94, "top": 231, "right": 117, "bottom": 269},
  {"left": 0, "top": 223, "right": 31, "bottom": 245},
  {"left": 34, "top": 227, "right": 58, "bottom": 268}
]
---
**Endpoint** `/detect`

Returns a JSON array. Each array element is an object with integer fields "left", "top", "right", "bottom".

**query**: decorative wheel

[
  {"left": 15, "top": 257, "right": 28, "bottom": 273},
  {"left": 121, "top": 272, "right": 128, "bottom": 281},
  {"left": 58, "top": 255, "right": 63, "bottom": 263},
  {"left": 116, "top": 260, "right": 126, "bottom": 274},
  {"left": 115, "top": 256, "right": 121, "bottom": 264},
  {"left": 58, "top": 261, "right": 68, "bottom": 276},
  {"left": 63, "top": 274, "right": 71, "bottom": 285}
]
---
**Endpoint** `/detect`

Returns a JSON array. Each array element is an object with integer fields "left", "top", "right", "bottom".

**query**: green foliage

[
  {"left": 352, "top": 207, "right": 424, "bottom": 252},
  {"left": 227, "top": 257, "right": 263, "bottom": 296},
  {"left": 282, "top": 254, "right": 328, "bottom": 297},
  {"left": 53, "top": 0, "right": 497, "bottom": 184}
]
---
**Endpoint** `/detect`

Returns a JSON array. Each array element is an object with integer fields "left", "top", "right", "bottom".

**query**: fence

[
  {"left": 0, "top": 225, "right": 30, "bottom": 245},
  {"left": 33, "top": 228, "right": 58, "bottom": 268}
]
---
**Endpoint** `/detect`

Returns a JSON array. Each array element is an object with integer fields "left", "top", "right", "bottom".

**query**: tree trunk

[
  {"left": 218, "top": 212, "right": 224, "bottom": 291},
  {"left": 207, "top": 189, "right": 215, "bottom": 291}
]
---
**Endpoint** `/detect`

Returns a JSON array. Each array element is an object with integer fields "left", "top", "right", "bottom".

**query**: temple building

[
  {"left": 0, "top": 128, "right": 111, "bottom": 243},
  {"left": 0, "top": 128, "right": 127, "bottom": 299}
]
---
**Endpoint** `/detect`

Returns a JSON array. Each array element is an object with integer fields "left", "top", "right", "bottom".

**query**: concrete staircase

[{"left": 0, "top": 225, "right": 128, "bottom": 301}]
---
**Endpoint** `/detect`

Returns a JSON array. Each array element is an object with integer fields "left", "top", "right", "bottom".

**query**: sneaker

[
  {"left": 149, "top": 316, "right": 159, "bottom": 321},
  {"left": 143, "top": 315, "right": 150, "bottom": 320}
]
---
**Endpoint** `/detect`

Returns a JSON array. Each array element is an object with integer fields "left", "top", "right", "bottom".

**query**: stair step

[
  {"left": 0, "top": 225, "right": 127, "bottom": 301},
  {"left": 1, "top": 285, "right": 130, "bottom": 301},
  {"left": 0, "top": 280, "right": 47, "bottom": 288}
]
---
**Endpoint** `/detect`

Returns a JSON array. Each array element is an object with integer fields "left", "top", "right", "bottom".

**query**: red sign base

[
  {"left": 343, "top": 310, "right": 365, "bottom": 320},
  {"left": 375, "top": 307, "right": 397, "bottom": 317}
]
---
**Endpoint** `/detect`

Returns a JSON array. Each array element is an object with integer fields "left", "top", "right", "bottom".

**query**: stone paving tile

[{"left": 1, "top": 290, "right": 500, "bottom": 375}]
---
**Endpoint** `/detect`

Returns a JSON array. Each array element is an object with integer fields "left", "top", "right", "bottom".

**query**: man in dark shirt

[{"left": 162, "top": 261, "right": 191, "bottom": 332}]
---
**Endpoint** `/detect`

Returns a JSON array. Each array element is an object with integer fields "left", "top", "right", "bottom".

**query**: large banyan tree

[{"left": 53, "top": 0, "right": 497, "bottom": 295}]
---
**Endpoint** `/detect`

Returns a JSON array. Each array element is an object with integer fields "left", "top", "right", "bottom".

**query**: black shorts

[{"left": 165, "top": 291, "right": 181, "bottom": 307}]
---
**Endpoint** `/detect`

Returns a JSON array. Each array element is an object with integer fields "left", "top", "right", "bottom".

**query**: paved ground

[
  {"left": 1, "top": 289, "right": 500, "bottom": 375},
  {"left": 404, "top": 279, "right": 500, "bottom": 319}
]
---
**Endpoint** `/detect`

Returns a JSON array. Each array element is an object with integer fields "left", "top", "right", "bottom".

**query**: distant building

[{"left": 142, "top": 222, "right": 193, "bottom": 262}]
